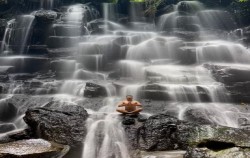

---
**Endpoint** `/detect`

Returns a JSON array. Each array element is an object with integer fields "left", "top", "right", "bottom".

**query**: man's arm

[
  {"left": 134, "top": 101, "right": 142, "bottom": 107},
  {"left": 118, "top": 101, "right": 126, "bottom": 107}
]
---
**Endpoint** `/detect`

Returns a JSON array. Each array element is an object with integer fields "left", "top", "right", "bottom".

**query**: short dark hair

[{"left": 126, "top": 95, "right": 133, "bottom": 98}]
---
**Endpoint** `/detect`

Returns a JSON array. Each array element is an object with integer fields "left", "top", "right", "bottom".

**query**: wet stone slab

[{"left": 0, "top": 139, "right": 69, "bottom": 158}]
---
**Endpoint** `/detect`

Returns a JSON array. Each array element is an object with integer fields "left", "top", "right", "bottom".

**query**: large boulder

[
  {"left": 204, "top": 64, "right": 250, "bottom": 103},
  {"left": 0, "top": 139, "right": 69, "bottom": 158},
  {"left": 31, "top": 10, "right": 58, "bottom": 23},
  {"left": 0, "top": 100, "right": 17, "bottom": 122},
  {"left": 185, "top": 147, "right": 250, "bottom": 158},
  {"left": 123, "top": 113, "right": 250, "bottom": 152},
  {"left": 84, "top": 82, "right": 108, "bottom": 98},
  {"left": 23, "top": 101, "right": 89, "bottom": 146}
]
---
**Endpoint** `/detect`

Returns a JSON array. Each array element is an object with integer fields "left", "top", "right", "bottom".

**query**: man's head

[{"left": 126, "top": 95, "right": 133, "bottom": 101}]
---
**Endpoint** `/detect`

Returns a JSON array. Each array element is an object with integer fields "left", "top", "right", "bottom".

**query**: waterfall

[
  {"left": 82, "top": 98, "right": 130, "bottom": 158},
  {"left": 0, "top": 15, "right": 35, "bottom": 54},
  {"left": 40, "top": 0, "right": 54, "bottom": 9}
]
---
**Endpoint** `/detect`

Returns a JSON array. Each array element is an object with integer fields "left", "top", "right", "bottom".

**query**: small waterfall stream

[{"left": 82, "top": 98, "right": 130, "bottom": 158}]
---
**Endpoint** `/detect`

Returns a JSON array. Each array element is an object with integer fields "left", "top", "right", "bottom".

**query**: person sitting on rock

[{"left": 116, "top": 95, "right": 142, "bottom": 115}]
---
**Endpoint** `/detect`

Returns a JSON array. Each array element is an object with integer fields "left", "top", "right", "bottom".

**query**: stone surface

[
  {"left": 32, "top": 10, "right": 57, "bottom": 23},
  {"left": 204, "top": 64, "right": 250, "bottom": 103},
  {"left": 123, "top": 113, "right": 250, "bottom": 151},
  {"left": 0, "top": 56, "right": 50, "bottom": 73},
  {"left": 0, "top": 101, "right": 17, "bottom": 122},
  {"left": 23, "top": 101, "right": 89, "bottom": 146},
  {"left": 184, "top": 147, "right": 250, "bottom": 158},
  {"left": 0, "top": 123, "right": 16, "bottom": 133},
  {"left": 84, "top": 82, "right": 108, "bottom": 98},
  {"left": 0, "top": 139, "right": 69, "bottom": 158}
]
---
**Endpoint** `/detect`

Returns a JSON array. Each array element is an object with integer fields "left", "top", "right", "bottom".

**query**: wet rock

[
  {"left": 47, "top": 36, "right": 82, "bottom": 48},
  {"left": 0, "top": 56, "right": 50, "bottom": 73},
  {"left": 204, "top": 64, "right": 250, "bottom": 103},
  {"left": 0, "top": 75, "right": 9, "bottom": 82},
  {"left": 48, "top": 47, "right": 77, "bottom": 58},
  {"left": 0, "top": 123, "right": 16, "bottom": 133},
  {"left": 84, "top": 82, "right": 108, "bottom": 98},
  {"left": 27, "top": 45, "right": 48, "bottom": 55},
  {"left": 74, "top": 69, "right": 105, "bottom": 80},
  {"left": 32, "top": 10, "right": 58, "bottom": 23},
  {"left": 0, "top": 66, "right": 15, "bottom": 74},
  {"left": 172, "top": 31, "right": 200, "bottom": 41},
  {"left": 137, "top": 114, "right": 149, "bottom": 122},
  {"left": 197, "top": 10, "right": 237, "bottom": 31},
  {"left": 123, "top": 113, "right": 250, "bottom": 151},
  {"left": 11, "top": 74, "right": 35, "bottom": 80},
  {"left": 138, "top": 84, "right": 169, "bottom": 100},
  {"left": 122, "top": 117, "right": 135, "bottom": 125},
  {"left": 184, "top": 147, "right": 250, "bottom": 158},
  {"left": 108, "top": 71, "right": 120, "bottom": 80},
  {"left": 0, "top": 139, "right": 69, "bottom": 158},
  {"left": 51, "top": 59, "right": 76, "bottom": 73},
  {"left": 0, "top": 129, "right": 33, "bottom": 144},
  {"left": 136, "top": 150, "right": 186, "bottom": 158},
  {"left": 53, "top": 24, "right": 88, "bottom": 36},
  {"left": 23, "top": 101, "right": 89, "bottom": 146},
  {"left": 0, "top": 101, "right": 17, "bottom": 122},
  {"left": 183, "top": 107, "right": 214, "bottom": 125}
]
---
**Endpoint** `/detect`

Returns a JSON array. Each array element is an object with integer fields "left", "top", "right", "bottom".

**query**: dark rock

[
  {"left": 47, "top": 36, "right": 82, "bottom": 48},
  {"left": 172, "top": 31, "right": 200, "bottom": 41},
  {"left": 50, "top": 59, "right": 76, "bottom": 73},
  {"left": 138, "top": 84, "right": 169, "bottom": 100},
  {"left": 31, "top": 10, "right": 58, "bottom": 23},
  {"left": 53, "top": 24, "right": 88, "bottom": 36},
  {"left": 23, "top": 101, "right": 89, "bottom": 146},
  {"left": 177, "top": 46, "right": 197, "bottom": 64},
  {"left": 204, "top": 64, "right": 250, "bottom": 103},
  {"left": 0, "top": 139, "right": 69, "bottom": 158},
  {"left": 0, "top": 101, "right": 17, "bottom": 122},
  {"left": 84, "top": 82, "right": 108, "bottom": 98},
  {"left": 137, "top": 114, "right": 149, "bottom": 122},
  {"left": 0, "top": 56, "right": 49, "bottom": 73},
  {"left": 108, "top": 71, "right": 120, "bottom": 80},
  {"left": 198, "top": 10, "right": 237, "bottom": 31},
  {"left": 123, "top": 113, "right": 250, "bottom": 151},
  {"left": 0, "top": 129, "right": 33, "bottom": 144},
  {"left": 183, "top": 107, "right": 214, "bottom": 125},
  {"left": 184, "top": 147, "right": 250, "bottom": 158},
  {"left": 122, "top": 117, "right": 135, "bottom": 125},
  {"left": 0, "top": 75, "right": 9, "bottom": 82},
  {"left": 73, "top": 69, "right": 105, "bottom": 80},
  {"left": 11, "top": 74, "right": 35, "bottom": 80},
  {"left": 0, "top": 66, "right": 15, "bottom": 74},
  {"left": 0, "top": 123, "right": 16, "bottom": 133},
  {"left": 27, "top": 45, "right": 48, "bottom": 55},
  {"left": 48, "top": 47, "right": 77, "bottom": 58}
]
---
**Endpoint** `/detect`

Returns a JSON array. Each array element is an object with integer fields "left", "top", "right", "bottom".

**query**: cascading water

[
  {"left": 1, "top": 15, "right": 35, "bottom": 54},
  {"left": 1, "top": 0, "right": 250, "bottom": 157},
  {"left": 40, "top": 0, "right": 54, "bottom": 10}
]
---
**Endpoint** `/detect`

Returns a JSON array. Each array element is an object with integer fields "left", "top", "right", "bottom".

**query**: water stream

[{"left": 0, "top": 1, "right": 250, "bottom": 157}]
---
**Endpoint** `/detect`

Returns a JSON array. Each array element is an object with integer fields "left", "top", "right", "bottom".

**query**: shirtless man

[{"left": 116, "top": 95, "right": 143, "bottom": 115}]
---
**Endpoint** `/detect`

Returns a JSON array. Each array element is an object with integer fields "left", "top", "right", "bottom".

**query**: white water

[
  {"left": 0, "top": 15, "right": 35, "bottom": 54},
  {"left": 41, "top": 0, "right": 54, "bottom": 9},
  {"left": 82, "top": 98, "right": 130, "bottom": 158}
]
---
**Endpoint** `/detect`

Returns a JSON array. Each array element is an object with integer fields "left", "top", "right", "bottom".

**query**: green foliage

[
  {"left": 145, "top": 0, "right": 163, "bottom": 17},
  {"left": 130, "top": 0, "right": 145, "bottom": 2},
  {"left": 229, "top": 0, "right": 250, "bottom": 26}
]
